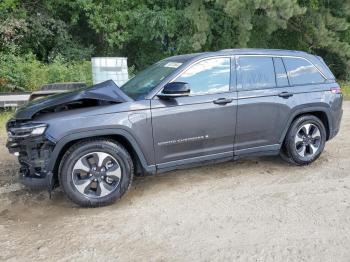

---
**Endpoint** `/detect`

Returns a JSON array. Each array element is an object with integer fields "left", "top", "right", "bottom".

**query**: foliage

[
  {"left": 0, "top": 0, "right": 350, "bottom": 92},
  {"left": 79, "top": 0, "right": 350, "bottom": 78},
  {"left": 0, "top": 109, "right": 14, "bottom": 135},
  {"left": 340, "top": 81, "right": 350, "bottom": 100},
  {"left": 0, "top": 51, "right": 92, "bottom": 92},
  {"left": 0, "top": 0, "right": 93, "bottom": 62}
]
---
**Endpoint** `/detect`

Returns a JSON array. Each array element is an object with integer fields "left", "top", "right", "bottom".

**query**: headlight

[
  {"left": 30, "top": 125, "right": 47, "bottom": 136},
  {"left": 8, "top": 123, "right": 48, "bottom": 138}
]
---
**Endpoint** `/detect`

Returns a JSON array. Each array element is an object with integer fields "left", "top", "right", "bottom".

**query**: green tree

[{"left": 1, "top": 0, "right": 350, "bottom": 91}]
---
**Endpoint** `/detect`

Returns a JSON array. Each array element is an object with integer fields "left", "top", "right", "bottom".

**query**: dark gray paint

[
  {"left": 234, "top": 83, "right": 338, "bottom": 151},
  {"left": 15, "top": 80, "right": 131, "bottom": 120},
  {"left": 151, "top": 92, "right": 237, "bottom": 164},
  {"left": 7, "top": 49, "right": 343, "bottom": 180},
  {"left": 36, "top": 100, "right": 155, "bottom": 166}
]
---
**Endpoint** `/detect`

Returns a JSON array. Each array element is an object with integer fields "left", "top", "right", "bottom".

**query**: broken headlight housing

[{"left": 7, "top": 123, "right": 48, "bottom": 139}]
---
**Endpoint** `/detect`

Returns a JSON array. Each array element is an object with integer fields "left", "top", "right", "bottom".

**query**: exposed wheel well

[
  {"left": 52, "top": 135, "right": 143, "bottom": 185},
  {"left": 290, "top": 111, "right": 330, "bottom": 140}
]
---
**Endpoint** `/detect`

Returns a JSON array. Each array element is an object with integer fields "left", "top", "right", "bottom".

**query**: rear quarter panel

[{"left": 278, "top": 82, "right": 342, "bottom": 143}]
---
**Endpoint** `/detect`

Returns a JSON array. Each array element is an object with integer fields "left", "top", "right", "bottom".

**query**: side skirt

[
  {"left": 233, "top": 144, "right": 281, "bottom": 159},
  {"left": 156, "top": 151, "right": 233, "bottom": 174},
  {"left": 154, "top": 144, "right": 281, "bottom": 174}
]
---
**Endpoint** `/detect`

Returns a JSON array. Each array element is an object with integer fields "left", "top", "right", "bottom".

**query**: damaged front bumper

[{"left": 6, "top": 120, "right": 56, "bottom": 190}]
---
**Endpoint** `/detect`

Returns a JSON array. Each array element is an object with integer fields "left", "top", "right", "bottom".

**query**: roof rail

[{"left": 218, "top": 48, "right": 307, "bottom": 54}]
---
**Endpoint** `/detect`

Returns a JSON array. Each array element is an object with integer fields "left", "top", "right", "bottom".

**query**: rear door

[
  {"left": 234, "top": 56, "right": 295, "bottom": 155},
  {"left": 151, "top": 57, "right": 237, "bottom": 168}
]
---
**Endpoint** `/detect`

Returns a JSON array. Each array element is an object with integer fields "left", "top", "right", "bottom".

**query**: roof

[
  {"left": 218, "top": 48, "right": 308, "bottom": 56},
  {"left": 166, "top": 48, "right": 310, "bottom": 62},
  {"left": 165, "top": 48, "right": 335, "bottom": 80},
  {"left": 164, "top": 53, "right": 208, "bottom": 62}
]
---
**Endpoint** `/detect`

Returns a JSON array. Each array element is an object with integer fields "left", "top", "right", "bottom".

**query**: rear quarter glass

[
  {"left": 315, "top": 56, "right": 336, "bottom": 80},
  {"left": 283, "top": 57, "right": 325, "bottom": 85}
]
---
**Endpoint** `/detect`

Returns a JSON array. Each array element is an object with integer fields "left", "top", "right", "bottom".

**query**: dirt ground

[{"left": 0, "top": 103, "right": 350, "bottom": 262}]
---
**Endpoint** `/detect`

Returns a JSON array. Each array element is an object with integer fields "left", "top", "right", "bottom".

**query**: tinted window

[
  {"left": 283, "top": 57, "right": 325, "bottom": 85},
  {"left": 238, "top": 57, "right": 276, "bottom": 90},
  {"left": 121, "top": 60, "right": 182, "bottom": 100},
  {"left": 175, "top": 58, "right": 230, "bottom": 95},
  {"left": 273, "top": 57, "right": 289, "bottom": 87}
]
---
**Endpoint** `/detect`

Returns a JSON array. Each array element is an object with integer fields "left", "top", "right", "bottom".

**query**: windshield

[{"left": 121, "top": 60, "right": 182, "bottom": 100}]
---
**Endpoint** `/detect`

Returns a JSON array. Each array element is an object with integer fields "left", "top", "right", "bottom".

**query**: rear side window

[
  {"left": 283, "top": 57, "right": 325, "bottom": 85},
  {"left": 273, "top": 57, "right": 289, "bottom": 87},
  {"left": 238, "top": 57, "right": 276, "bottom": 90}
]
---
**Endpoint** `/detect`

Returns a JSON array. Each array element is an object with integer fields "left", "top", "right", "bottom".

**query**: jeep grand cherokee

[{"left": 6, "top": 49, "right": 343, "bottom": 207}]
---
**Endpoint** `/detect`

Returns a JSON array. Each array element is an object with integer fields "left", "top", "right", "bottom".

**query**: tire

[
  {"left": 59, "top": 139, "right": 134, "bottom": 207},
  {"left": 281, "top": 115, "right": 326, "bottom": 165}
]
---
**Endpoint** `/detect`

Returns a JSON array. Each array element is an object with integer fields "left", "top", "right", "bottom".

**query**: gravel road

[{"left": 0, "top": 102, "right": 350, "bottom": 262}]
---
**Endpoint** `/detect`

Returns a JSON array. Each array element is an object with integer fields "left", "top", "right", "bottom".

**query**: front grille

[
  {"left": 7, "top": 120, "right": 47, "bottom": 139},
  {"left": 6, "top": 119, "right": 29, "bottom": 137},
  {"left": 6, "top": 119, "right": 17, "bottom": 130},
  {"left": 8, "top": 127, "right": 33, "bottom": 138}
]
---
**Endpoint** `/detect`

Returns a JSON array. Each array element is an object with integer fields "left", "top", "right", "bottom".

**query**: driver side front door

[{"left": 151, "top": 57, "right": 237, "bottom": 170}]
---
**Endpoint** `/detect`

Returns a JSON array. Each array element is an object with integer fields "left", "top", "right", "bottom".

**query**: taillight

[{"left": 330, "top": 87, "right": 342, "bottom": 94}]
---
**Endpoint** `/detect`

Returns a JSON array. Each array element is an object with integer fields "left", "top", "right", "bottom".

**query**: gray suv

[{"left": 6, "top": 49, "right": 343, "bottom": 207}]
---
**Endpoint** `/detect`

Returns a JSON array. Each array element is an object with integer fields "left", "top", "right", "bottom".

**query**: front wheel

[
  {"left": 59, "top": 139, "right": 134, "bottom": 207},
  {"left": 281, "top": 115, "right": 326, "bottom": 165}
]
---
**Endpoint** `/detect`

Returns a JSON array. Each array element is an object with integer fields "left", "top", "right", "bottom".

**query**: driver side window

[{"left": 174, "top": 57, "right": 231, "bottom": 95}]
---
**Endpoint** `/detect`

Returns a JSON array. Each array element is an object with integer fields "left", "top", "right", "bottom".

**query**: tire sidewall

[
  {"left": 59, "top": 140, "right": 133, "bottom": 207},
  {"left": 286, "top": 115, "right": 326, "bottom": 165}
]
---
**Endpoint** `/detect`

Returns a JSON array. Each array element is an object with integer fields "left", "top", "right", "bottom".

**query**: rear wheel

[
  {"left": 281, "top": 115, "right": 326, "bottom": 165},
  {"left": 59, "top": 139, "right": 133, "bottom": 207}
]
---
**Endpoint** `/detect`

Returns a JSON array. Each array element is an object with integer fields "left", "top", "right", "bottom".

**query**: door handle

[
  {"left": 278, "top": 92, "right": 293, "bottom": 98},
  {"left": 213, "top": 98, "right": 233, "bottom": 105}
]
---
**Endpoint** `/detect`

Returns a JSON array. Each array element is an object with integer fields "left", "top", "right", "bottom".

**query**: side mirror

[{"left": 157, "top": 82, "right": 190, "bottom": 99}]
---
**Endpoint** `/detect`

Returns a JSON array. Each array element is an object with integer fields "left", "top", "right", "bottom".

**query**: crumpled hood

[{"left": 15, "top": 80, "right": 132, "bottom": 120}]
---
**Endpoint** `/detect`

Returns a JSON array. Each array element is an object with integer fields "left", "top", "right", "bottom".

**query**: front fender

[{"left": 47, "top": 128, "right": 156, "bottom": 176}]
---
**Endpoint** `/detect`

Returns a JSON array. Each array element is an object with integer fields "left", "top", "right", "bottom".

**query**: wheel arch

[
  {"left": 48, "top": 129, "right": 156, "bottom": 185},
  {"left": 280, "top": 106, "right": 332, "bottom": 144}
]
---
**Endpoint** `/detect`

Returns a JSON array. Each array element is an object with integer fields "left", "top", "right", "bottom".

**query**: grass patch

[
  {"left": 340, "top": 81, "right": 350, "bottom": 100},
  {"left": 0, "top": 109, "right": 14, "bottom": 136}
]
